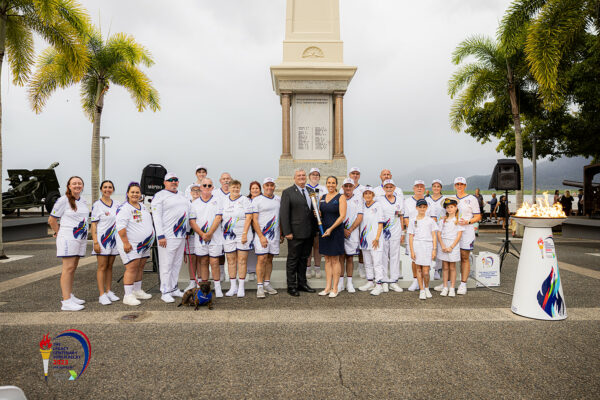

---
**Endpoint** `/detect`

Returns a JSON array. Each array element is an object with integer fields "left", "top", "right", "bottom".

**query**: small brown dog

[{"left": 178, "top": 282, "right": 214, "bottom": 310}]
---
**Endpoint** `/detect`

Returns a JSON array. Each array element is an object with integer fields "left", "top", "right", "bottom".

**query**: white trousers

[
  {"left": 362, "top": 249, "right": 384, "bottom": 283},
  {"left": 158, "top": 238, "right": 186, "bottom": 294},
  {"left": 383, "top": 238, "right": 402, "bottom": 283}
]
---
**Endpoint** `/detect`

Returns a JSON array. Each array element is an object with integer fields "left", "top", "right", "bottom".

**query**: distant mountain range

[{"left": 394, "top": 156, "right": 594, "bottom": 190}]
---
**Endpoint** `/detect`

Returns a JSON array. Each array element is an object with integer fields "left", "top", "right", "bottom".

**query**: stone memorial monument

[{"left": 271, "top": 0, "right": 357, "bottom": 189}]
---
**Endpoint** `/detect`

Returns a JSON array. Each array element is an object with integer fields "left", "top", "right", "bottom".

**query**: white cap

[
  {"left": 383, "top": 179, "right": 395, "bottom": 186},
  {"left": 195, "top": 165, "right": 207, "bottom": 172},
  {"left": 349, "top": 167, "right": 361, "bottom": 173},
  {"left": 190, "top": 183, "right": 201, "bottom": 188},
  {"left": 362, "top": 185, "right": 375, "bottom": 194},
  {"left": 413, "top": 179, "right": 425, "bottom": 186},
  {"left": 432, "top": 179, "right": 442, "bottom": 186},
  {"left": 164, "top": 172, "right": 178, "bottom": 180},
  {"left": 263, "top": 177, "right": 275, "bottom": 185},
  {"left": 342, "top": 178, "right": 355, "bottom": 186},
  {"left": 309, "top": 168, "right": 320, "bottom": 175},
  {"left": 454, "top": 177, "right": 467, "bottom": 185}
]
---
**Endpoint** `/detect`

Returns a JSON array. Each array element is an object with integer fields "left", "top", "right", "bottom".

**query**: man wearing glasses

[{"left": 151, "top": 172, "right": 191, "bottom": 303}]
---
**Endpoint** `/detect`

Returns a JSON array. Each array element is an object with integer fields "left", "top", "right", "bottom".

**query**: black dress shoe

[
  {"left": 297, "top": 284, "right": 316, "bottom": 293},
  {"left": 287, "top": 289, "right": 300, "bottom": 296}
]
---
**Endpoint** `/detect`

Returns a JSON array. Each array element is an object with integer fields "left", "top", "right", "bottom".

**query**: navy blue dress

[{"left": 318, "top": 193, "right": 345, "bottom": 256}]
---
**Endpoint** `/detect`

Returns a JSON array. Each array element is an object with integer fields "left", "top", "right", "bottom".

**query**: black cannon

[{"left": 3, "top": 162, "right": 61, "bottom": 215}]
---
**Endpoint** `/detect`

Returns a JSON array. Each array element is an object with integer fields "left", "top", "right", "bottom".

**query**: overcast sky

[{"left": 2, "top": 0, "right": 517, "bottom": 194}]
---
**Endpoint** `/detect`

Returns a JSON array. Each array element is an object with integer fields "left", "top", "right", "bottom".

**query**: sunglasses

[
  {"left": 202, "top": 184, "right": 213, "bottom": 188},
  {"left": 166, "top": 178, "right": 179, "bottom": 182}
]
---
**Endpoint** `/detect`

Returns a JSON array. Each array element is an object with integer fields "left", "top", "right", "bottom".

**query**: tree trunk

[
  {"left": 91, "top": 80, "right": 105, "bottom": 203},
  {"left": 0, "top": 9, "right": 8, "bottom": 258},
  {"left": 506, "top": 61, "right": 524, "bottom": 208}
]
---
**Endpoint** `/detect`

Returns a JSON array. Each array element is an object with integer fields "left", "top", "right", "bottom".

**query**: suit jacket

[{"left": 280, "top": 185, "right": 317, "bottom": 239}]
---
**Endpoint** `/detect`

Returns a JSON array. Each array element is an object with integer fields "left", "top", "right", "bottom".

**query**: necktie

[{"left": 302, "top": 189, "right": 311, "bottom": 208}]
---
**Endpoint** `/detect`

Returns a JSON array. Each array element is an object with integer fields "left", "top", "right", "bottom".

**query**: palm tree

[
  {"left": 448, "top": 35, "right": 528, "bottom": 207},
  {"left": 500, "top": 0, "right": 599, "bottom": 109},
  {"left": 0, "top": 0, "right": 89, "bottom": 258},
  {"left": 29, "top": 26, "right": 160, "bottom": 202}
]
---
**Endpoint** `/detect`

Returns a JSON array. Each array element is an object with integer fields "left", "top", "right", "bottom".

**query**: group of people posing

[{"left": 49, "top": 165, "right": 480, "bottom": 311}]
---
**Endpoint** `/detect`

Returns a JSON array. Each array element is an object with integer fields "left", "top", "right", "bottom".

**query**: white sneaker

[
  {"left": 123, "top": 294, "right": 141, "bottom": 306},
  {"left": 184, "top": 281, "right": 197, "bottom": 292},
  {"left": 161, "top": 293, "right": 175, "bottom": 303},
  {"left": 171, "top": 289, "right": 184, "bottom": 298},
  {"left": 434, "top": 271, "right": 441, "bottom": 280},
  {"left": 419, "top": 290, "right": 426, "bottom": 300},
  {"left": 257, "top": 286, "right": 266, "bottom": 298},
  {"left": 106, "top": 291, "right": 120, "bottom": 302},
  {"left": 61, "top": 299, "right": 84, "bottom": 311},
  {"left": 225, "top": 285, "right": 238, "bottom": 297},
  {"left": 407, "top": 279, "right": 419, "bottom": 292},
  {"left": 448, "top": 288, "right": 456, "bottom": 297},
  {"left": 237, "top": 286, "right": 245, "bottom": 298},
  {"left": 358, "top": 264, "right": 366, "bottom": 279},
  {"left": 315, "top": 269, "right": 322, "bottom": 279},
  {"left": 440, "top": 287, "right": 449, "bottom": 297},
  {"left": 264, "top": 284, "right": 278, "bottom": 295},
  {"left": 389, "top": 283, "right": 403, "bottom": 292},
  {"left": 133, "top": 290, "right": 152, "bottom": 300},
  {"left": 214, "top": 287, "right": 224, "bottom": 298},
  {"left": 382, "top": 283, "right": 389, "bottom": 293},
  {"left": 358, "top": 281, "right": 375, "bottom": 292},
  {"left": 70, "top": 294, "right": 85, "bottom": 305},
  {"left": 347, "top": 283, "right": 356, "bottom": 293},
  {"left": 457, "top": 285, "right": 467, "bottom": 295},
  {"left": 370, "top": 285, "right": 383, "bottom": 296},
  {"left": 434, "top": 283, "right": 445, "bottom": 292},
  {"left": 425, "top": 288, "right": 433, "bottom": 298},
  {"left": 99, "top": 293, "right": 112, "bottom": 305},
  {"left": 338, "top": 279, "right": 345, "bottom": 292}
]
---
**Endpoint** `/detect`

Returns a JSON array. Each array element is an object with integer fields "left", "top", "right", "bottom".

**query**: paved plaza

[{"left": 0, "top": 231, "right": 599, "bottom": 399}]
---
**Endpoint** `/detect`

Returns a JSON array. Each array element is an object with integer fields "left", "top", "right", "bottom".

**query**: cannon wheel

[{"left": 45, "top": 191, "right": 60, "bottom": 213}]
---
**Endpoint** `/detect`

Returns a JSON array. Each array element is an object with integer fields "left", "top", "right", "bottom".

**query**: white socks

[
  {"left": 124, "top": 284, "right": 133, "bottom": 296},
  {"left": 347, "top": 276, "right": 353, "bottom": 285},
  {"left": 459, "top": 281, "right": 467, "bottom": 288},
  {"left": 133, "top": 281, "right": 142, "bottom": 292},
  {"left": 226, "top": 278, "right": 238, "bottom": 297},
  {"left": 237, "top": 278, "right": 245, "bottom": 297}
]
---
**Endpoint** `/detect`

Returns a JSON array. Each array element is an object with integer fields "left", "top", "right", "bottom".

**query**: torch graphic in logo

[
  {"left": 537, "top": 238, "right": 544, "bottom": 258},
  {"left": 39, "top": 334, "right": 52, "bottom": 381}
]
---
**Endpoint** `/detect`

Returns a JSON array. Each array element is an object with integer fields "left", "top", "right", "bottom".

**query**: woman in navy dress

[{"left": 318, "top": 176, "right": 347, "bottom": 297}]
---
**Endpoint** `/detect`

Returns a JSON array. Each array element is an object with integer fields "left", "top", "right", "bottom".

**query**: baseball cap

[
  {"left": 195, "top": 165, "right": 207, "bottom": 172},
  {"left": 443, "top": 198, "right": 458, "bottom": 208},
  {"left": 383, "top": 179, "right": 395, "bottom": 186},
  {"left": 362, "top": 185, "right": 375, "bottom": 194},
  {"left": 432, "top": 179, "right": 442, "bottom": 186},
  {"left": 190, "top": 183, "right": 201, "bottom": 189},
  {"left": 416, "top": 199, "right": 428, "bottom": 207},
  {"left": 413, "top": 180, "right": 425, "bottom": 186},
  {"left": 263, "top": 177, "right": 275, "bottom": 185},
  {"left": 342, "top": 178, "right": 355, "bottom": 186},
  {"left": 454, "top": 177, "right": 467, "bottom": 185},
  {"left": 349, "top": 167, "right": 361, "bottom": 173},
  {"left": 164, "top": 172, "right": 178, "bottom": 181},
  {"left": 309, "top": 168, "right": 320, "bottom": 175}
]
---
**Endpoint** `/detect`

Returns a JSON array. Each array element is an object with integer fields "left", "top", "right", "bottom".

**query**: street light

[{"left": 100, "top": 136, "right": 110, "bottom": 181}]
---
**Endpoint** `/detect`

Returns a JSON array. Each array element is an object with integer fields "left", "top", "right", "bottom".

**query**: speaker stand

[{"left": 497, "top": 190, "right": 520, "bottom": 270}]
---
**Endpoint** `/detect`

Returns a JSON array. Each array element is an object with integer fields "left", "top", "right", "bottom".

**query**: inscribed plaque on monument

[{"left": 292, "top": 94, "right": 332, "bottom": 159}]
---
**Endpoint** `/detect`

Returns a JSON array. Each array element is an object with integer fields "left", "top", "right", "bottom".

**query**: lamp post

[{"left": 100, "top": 136, "right": 110, "bottom": 181}]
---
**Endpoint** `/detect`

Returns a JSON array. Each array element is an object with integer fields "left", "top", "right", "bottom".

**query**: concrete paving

[{"left": 0, "top": 232, "right": 599, "bottom": 399}]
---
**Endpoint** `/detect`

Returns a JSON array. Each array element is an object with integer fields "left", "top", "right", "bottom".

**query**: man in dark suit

[{"left": 280, "top": 168, "right": 318, "bottom": 296}]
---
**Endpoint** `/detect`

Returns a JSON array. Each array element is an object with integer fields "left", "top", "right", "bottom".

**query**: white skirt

[
  {"left": 413, "top": 240, "right": 433, "bottom": 266},
  {"left": 437, "top": 237, "right": 461, "bottom": 262}
]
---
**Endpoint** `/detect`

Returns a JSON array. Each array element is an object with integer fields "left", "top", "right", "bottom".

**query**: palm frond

[
  {"left": 5, "top": 15, "right": 35, "bottom": 85},
  {"left": 525, "top": 0, "right": 587, "bottom": 107},
  {"left": 109, "top": 62, "right": 159, "bottom": 111},
  {"left": 28, "top": 47, "right": 76, "bottom": 112},
  {"left": 498, "top": 0, "right": 547, "bottom": 53},
  {"left": 449, "top": 69, "right": 499, "bottom": 131},
  {"left": 32, "top": 0, "right": 60, "bottom": 24},
  {"left": 451, "top": 35, "right": 499, "bottom": 67},
  {"left": 448, "top": 62, "right": 485, "bottom": 98},
  {"left": 105, "top": 33, "right": 154, "bottom": 67},
  {"left": 55, "top": 0, "right": 90, "bottom": 36},
  {"left": 79, "top": 74, "right": 99, "bottom": 121}
]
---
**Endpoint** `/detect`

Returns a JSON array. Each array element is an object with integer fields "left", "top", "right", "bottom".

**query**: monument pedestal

[{"left": 275, "top": 157, "right": 347, "bottom": 191}]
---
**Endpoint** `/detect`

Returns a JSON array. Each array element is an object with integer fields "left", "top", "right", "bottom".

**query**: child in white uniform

[
  {"left": 357, "top": 186, "right": 385, "bottom": 296},
  {"left": 338, "top": 178, "right": 363, "bottom": 293},
  {"left": 377, "top": 179, "right": 404, "bottom": 293},
  {"left": 408, "top": 199, "right": 438, "bottom": 300},
  {"left": 436, "top": 198, "right": 465, "bottom": 297},
  {"left": 184, "top": 183, "right": 202, "bottom": 292},
  {"left": 427, "top": 179, "right": 445, "bottom": 281},
  {"left": 306, "top": 167, "right": 326, "bottom": 279}
]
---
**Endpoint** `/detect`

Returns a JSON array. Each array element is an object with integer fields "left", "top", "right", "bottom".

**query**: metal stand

[{"left": 497, "top": 190, "right": 520, "bottom": 270}]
